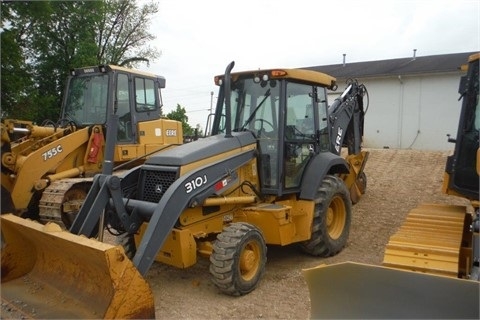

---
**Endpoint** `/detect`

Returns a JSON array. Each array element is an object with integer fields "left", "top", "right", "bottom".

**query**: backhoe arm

[{"left": 327, "top": 80, "right": 367, "bottom": 155}]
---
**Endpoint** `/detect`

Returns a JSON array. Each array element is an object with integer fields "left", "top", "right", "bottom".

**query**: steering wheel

[
  {"left": 254, "top": 119, "right": 274, "bottom": 137},
  {"left": 56, "top": 118, "right": 78, "bottom": 132}
]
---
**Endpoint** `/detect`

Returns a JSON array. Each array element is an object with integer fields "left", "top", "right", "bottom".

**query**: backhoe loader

[
  {"left": 1, "top": 65, "right": 183, "bottom": 228},
  {"left": 303, "top": 53, "right": 479, "bottom": 319},
  {"left": 1, "top": 61, "right": 368, "bottom": 318}
]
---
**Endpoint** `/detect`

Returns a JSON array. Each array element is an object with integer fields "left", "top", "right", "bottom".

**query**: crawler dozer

[
  {"left": 1, "top": 61, "right": 368, "bottom": 318},
  {"left": 1, "top": 65, "right": 183, "bottom": 228},
  {"left": 304, "top": 53, "right": 480, "bottom": 319}
]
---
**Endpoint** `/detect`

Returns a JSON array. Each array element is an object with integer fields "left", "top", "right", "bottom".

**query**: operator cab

[
  {"left": 446, "top": 54, "right": 479, "bottom": 200},
  {"left": 212, "top": 68, "right": 336, "bottom": 195},
  {"left": 62, "top": 65, "right": 165, "bottom": 144}
]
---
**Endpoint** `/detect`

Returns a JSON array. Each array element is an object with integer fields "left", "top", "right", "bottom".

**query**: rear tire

[
  {"left": 210, "top": 222, "right": 267, "bottom": 296},
  {"left": 300, "top": 175, "right": 351, "bottom": 256}
]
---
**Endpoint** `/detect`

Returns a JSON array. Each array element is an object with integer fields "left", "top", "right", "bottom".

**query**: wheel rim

[
  {"left": 326, "top": 195, "right": 346, "bottom": 240},
  {"left": 239, "top": 240, "right": 261, "bottom": 281}
]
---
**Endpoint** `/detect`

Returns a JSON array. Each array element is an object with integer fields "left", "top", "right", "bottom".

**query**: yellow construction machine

[
  {"left": 1, "top": 65, "right": 183, "bottom": 228},
  {"left": 1, "top": 61, "right": 368, "bottom": 318},
  {"left": 304, "top": 53, "right": 480, "bottom": 319}
]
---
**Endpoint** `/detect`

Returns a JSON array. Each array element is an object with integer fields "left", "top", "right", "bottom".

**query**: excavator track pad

[{"left": 1, "top": 214, "right": 154, "bottom": 319}]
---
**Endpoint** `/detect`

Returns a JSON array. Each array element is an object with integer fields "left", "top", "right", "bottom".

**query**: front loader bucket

[
  {"left": 303, "top": 262, "right": 479, "bottom": 319},
  {"left": 1, "top": 214, "right": 154, "bottom": 319}
]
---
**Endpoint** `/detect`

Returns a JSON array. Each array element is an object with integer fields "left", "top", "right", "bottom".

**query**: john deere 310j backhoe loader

[
  {"left": 1, "top": 65, "right": 183, "bottom": 228},
  {"left": 303, "top": 53, "right": 479, "bottom": 319},
  {"left": 1, "top": 61, "right": 368, "bottom": 318}
]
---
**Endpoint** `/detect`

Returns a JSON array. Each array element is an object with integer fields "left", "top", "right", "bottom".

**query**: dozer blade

[
  {"left": 1, "top": 214, "right": 154, "bottom": 319},
  {"left": 303, "top": 262, "right": 479, "bottom": 319},
  {"left": 383, "top": 203, "right": 469, "bottom": 278}
]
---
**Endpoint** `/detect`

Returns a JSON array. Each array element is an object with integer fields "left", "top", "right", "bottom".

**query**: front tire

[
  {"left": 210, "top": 222, "right": 267, "bottom": 296},
  {"left": 300, "top": 175, "right": 351, "bottom": 256}
]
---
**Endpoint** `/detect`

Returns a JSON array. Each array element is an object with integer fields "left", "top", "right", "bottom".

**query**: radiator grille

[{"left": 140, "top": 169, "right": 177, "bottom": 203}]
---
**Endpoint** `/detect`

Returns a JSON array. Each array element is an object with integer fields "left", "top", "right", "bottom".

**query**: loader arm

[
  {"left": 70, "top": 145, "right": 257, "bottom": 276},
  {"left": 3, "top": 126, "right": 104, "bottom": 212},
  {"left": 133, "top": 148, "right": 256, "bottom": 275}
]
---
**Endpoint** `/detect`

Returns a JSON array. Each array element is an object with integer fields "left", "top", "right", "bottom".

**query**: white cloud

[{"left": 140, "top": 0, "right": 479, "bottom": 130}]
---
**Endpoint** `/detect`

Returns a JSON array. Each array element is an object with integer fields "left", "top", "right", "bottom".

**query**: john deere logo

[{"left": 155, "top": 184, "right": 163, "bottom": 193}]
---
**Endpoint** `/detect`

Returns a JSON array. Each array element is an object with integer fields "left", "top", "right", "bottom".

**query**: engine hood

[{"left": 145, "top": 131, "right": 256, "bottom": 166}]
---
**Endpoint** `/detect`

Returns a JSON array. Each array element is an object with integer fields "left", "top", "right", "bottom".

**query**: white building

[{"left": 306, "top": 51, "right": 477, "bottom": 150}]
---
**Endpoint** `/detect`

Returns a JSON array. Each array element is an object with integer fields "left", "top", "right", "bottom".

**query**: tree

[
  {"left": 166, "top": 104, "right": 196, "bottom": 137},
  {"left": 1, "top": 1, "right": 40, "bottom": 119},
  {"left": 96, "top": 0, "right": 161, "bottom": 67}
]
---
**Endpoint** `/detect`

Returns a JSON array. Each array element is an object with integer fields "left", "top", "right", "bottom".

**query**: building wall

[{"left": 328, "top": 72, "right": 464, "bottom": 151}]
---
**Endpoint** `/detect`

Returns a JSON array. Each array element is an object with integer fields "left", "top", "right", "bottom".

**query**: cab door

[
  {"left": 283, "top": 83, "right": 328, "bottom": 190},
  {"left": 446, "top": 57, "right": 479, "bottom": 200}
]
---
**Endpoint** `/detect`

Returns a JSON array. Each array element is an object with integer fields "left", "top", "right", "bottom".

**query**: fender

[{"left": 299, "top": 152, "right": 349, "bottom": 200}]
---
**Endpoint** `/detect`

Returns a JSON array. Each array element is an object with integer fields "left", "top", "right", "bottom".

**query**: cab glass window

[
  {"left": 135, "top": 78, "right": 156, "bottom": 111},
  {"left": 64, "top": 74, "right": 108, "bottom": 125},
  {"left": 117, "top": 73, "right": 132, "bottom": 141}
]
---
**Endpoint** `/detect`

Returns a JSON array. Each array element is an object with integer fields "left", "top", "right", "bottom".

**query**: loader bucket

[
  {"left": 1, "top": 214, "right": 154, "bottom": 319},
  {"left": 303, "top": 262, "right": 479, "bottom": 319}
]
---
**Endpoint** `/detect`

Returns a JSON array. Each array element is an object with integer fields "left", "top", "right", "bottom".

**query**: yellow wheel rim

[
  {"left": 326, "top": 195, "right": 346, "bottom": 240},
  {"left": 239, "top": 240, "right": 261, "bottom": 281}
]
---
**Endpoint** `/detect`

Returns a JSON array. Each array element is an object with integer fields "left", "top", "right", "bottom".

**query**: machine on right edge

[
  {"left": 382, "top": 53, "right": 479, "bottom": 280},
  {"left": 304, "top": 53, "right": 479, "bottom": 320}
]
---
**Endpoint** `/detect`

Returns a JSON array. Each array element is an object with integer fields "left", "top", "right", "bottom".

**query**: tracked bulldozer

[
  {"left": 1, "top": 65, "right": 183, "bottom": 228},
  {"left": 1, "top": 61, "right": 368, "bottom": 318},
  {"left": 303, "top": 53, "right": 479, "bottom": 319}
]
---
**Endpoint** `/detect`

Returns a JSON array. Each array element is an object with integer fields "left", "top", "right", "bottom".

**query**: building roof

[{"left": 304, "top": 51, "right": 478, "bottom": 79}]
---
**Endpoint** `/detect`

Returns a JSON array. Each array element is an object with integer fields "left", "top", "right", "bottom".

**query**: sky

[{"left": 141, "top": 0, "right": 480, "bottom": 130}]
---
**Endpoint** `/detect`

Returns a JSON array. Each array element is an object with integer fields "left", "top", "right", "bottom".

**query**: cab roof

[
  {"left": 216, "top": 68, "right": 337, "bottom": 90},
  {"left": 71, "top": 65, "right": 163, "bottom": 80}
]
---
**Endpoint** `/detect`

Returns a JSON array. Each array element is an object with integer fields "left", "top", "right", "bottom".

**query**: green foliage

[
  {"left": 166, "top": 104, "right": 196, "bottom": 137},
  {"left": 1, "top": 0, "right": 160, "bottom": 123},
  {"left": 0, "top": 1, "right": 36, "bottom": 119}
]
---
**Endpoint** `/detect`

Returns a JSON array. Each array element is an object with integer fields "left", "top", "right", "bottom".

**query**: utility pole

[
  {"left": 210, "top": 91, "right": 214, "bottom": 113},
  {"left": 206, "top": 91, "right": 214, "bottom": 136}
]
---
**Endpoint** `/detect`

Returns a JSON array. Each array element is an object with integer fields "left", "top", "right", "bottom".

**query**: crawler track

[{"left": 38, "top": 178, "right": 93, "bottom": 228}]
